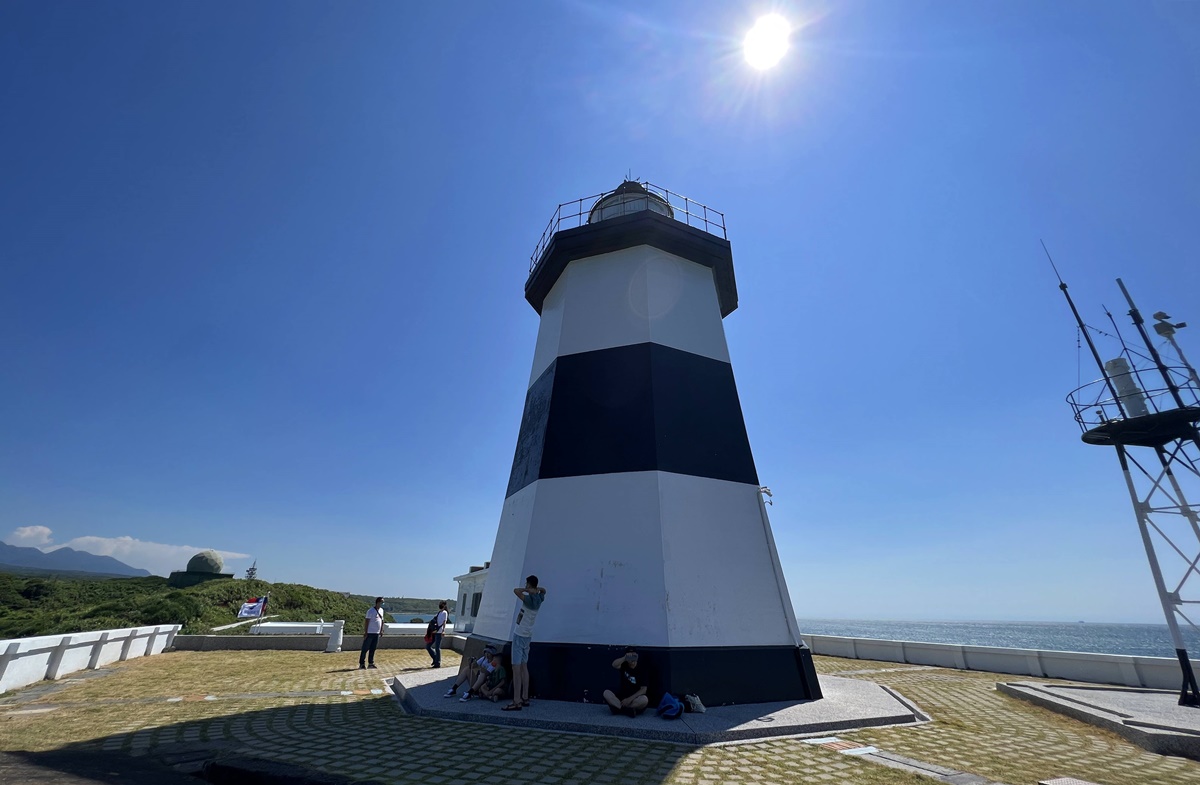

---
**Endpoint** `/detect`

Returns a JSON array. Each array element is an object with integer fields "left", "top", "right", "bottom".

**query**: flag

[{"left": 238, "top": 596, "right": 267, "bottom": 618}]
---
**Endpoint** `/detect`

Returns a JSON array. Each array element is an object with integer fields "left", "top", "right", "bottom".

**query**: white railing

[
  {"left": 0, "top": 624, "right": 180, "bottom": 694},
  {"left": 802, "top": 634, "right": 1183, "bottom": 690}
]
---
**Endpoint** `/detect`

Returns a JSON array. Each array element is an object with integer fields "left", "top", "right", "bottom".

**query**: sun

[{"left": 743, "top": 13, "right": 791, "bottom": 70}]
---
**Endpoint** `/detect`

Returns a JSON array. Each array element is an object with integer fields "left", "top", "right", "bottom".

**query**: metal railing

[
  {"left": 529, "top": 182, "right": 727, "bottom": 273},
  {"left": 1067, "top": 366, "right": 1200, "bottom": 432}
]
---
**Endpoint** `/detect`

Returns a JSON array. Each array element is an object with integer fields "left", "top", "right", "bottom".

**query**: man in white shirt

[
  {"left": 360, "top": 596, "right": 385, "bottom": 670},
  {"left": 503, "top": 575, "right": 546, "bottom": 711}
]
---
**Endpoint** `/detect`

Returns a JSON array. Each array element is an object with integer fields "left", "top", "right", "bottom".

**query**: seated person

[
  {"left": 603, "top": 647, "right": 649, "bottom": 717},
  {"left": 443, "top": 644, "right": 497, "bottom": 697},
  {"left": 473, "top": 651, "right": 509, "bottom": 702}
]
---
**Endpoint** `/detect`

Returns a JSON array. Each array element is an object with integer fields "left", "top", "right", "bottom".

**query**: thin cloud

[
  {"left": 4, "top": 525, "right": 54, "bottom": 547},
  {"left": 42, "top": 534, "right": 250, "bottom": 577}
]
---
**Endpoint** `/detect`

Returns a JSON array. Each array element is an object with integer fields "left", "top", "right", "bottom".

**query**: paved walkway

[{"left": 1, "top": 649, "right": 1199, "bottom": 784}]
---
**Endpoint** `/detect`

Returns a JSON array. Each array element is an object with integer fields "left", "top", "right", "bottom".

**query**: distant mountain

[{"left": 0, "top": 542, "right": 150, "bottom": 577}]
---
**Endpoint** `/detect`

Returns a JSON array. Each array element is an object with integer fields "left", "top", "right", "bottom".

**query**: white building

[{"left": 452, "top": 562, "right": 489, "bottom": 634}]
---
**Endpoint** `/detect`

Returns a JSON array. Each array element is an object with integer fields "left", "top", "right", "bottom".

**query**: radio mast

[{"left": 1053, "top": 256, "right": 1200, "bottom": 706}]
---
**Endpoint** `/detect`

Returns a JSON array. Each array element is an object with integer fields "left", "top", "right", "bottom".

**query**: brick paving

[{"left": 1, "top": 650, "right": 1198, "bottom": 785}]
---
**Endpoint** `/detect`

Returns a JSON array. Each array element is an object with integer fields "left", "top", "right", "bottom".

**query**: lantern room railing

[{"left": 530, "top": 182, "right": 727, "bottom": 273}]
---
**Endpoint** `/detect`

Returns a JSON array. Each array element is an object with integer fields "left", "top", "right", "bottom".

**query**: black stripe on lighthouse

[{"left": 506, "top": 342, "right": 759, "bottom": 497}]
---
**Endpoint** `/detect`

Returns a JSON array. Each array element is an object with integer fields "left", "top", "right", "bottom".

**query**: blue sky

[{"left": 2, "top": 2, "right": 1199, "bottom": 623}]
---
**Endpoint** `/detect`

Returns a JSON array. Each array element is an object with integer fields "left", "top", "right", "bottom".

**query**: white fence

[
  {"left": 802, "top": 634, "right": 1183, "bottom": 690},
  {"left": 0, "top": 624, "right": 180, "bottom": 694}
]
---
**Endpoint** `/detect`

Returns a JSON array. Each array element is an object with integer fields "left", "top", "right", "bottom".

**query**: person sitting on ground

[
  {"left": 443, "top": 645, "right": 497, "bottom": 698},
  {"left": 473, "top": 651, "right": 509, "bottom": 702},
  {"left": 603, "top": 647, "right": 649, "bottom": 717}
]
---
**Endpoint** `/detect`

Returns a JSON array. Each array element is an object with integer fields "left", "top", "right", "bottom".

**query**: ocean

[{"left": 797, "top": 618, "right": 1200, "bottom": 658}]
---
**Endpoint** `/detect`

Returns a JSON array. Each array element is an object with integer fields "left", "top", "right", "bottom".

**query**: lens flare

[{"left": 743, "top": 14, "right": 791, "bottom": 70}]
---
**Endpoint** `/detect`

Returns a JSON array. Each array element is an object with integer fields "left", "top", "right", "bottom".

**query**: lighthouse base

[{"left": 465, "top": 635, "right": 822, "bottom": 706}]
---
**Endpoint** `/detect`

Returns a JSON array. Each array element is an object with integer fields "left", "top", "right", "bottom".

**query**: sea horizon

[{"left": 796, "top": 617, "right": 1200, "bottom": 658}]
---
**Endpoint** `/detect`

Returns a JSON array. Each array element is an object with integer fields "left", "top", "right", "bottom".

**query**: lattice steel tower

[{"left": 1056, "top": 267, "right": 1200, "bottom": 706}]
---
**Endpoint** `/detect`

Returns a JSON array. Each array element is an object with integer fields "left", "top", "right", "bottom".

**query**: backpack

[
  {"left": 656, "top": 692, "right": 684, "bottom": 720},
  {"left": 424, "top": 616, "right": 439, "bottom": 643}
]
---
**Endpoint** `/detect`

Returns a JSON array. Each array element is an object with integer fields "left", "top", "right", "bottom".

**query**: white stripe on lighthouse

[
  {"left": 470, "top": 480, "right": 539, "bottom": 640},
  {"left": 528, "top": 245, "right": 731, "bottom": 386},
  {"left": 472, "top": 471, "right": 796, "bottom": 649}
]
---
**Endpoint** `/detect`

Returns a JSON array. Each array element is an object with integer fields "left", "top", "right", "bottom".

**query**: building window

[
  {"left": 471, "top": 592, "right": 482, "bottom": 617},
  {"left": 462, "top": 595, "right": 468, "bottom": 617}
]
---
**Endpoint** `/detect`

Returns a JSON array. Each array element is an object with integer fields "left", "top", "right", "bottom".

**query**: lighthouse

[{"left": 469, "top": 181, "right": 822, "bottom": 705}]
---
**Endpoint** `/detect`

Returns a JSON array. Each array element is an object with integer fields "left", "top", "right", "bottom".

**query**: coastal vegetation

[{"left": 0, "top": 572, "right": 452, "bottom": 638}]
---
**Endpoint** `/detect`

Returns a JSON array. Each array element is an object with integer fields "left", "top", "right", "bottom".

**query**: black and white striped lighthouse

[{"left": 470, "top": 182, "right": 822, "bottom": 705}]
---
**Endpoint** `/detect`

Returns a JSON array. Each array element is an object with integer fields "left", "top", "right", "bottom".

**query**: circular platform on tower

[
  {"left": 1068, "top": 369, "right": 1200, "bottom": 448},
  {"left": 1080, "top": 407, "right": 1200, "bottom": 447}
]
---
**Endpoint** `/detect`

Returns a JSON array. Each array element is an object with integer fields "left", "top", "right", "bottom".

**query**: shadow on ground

[{"left": 9, "top": 698, "right": 698, "bottom": 785}]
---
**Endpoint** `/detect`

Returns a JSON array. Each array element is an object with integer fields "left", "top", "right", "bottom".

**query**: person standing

[
  {"left": 360, "top": 596, "right": 385, "bottom": 670},
  {"left": 503, "top": 575, "right": 546, "bottom": 711},
  {"left": 426, "top": 600, "right": 449, "bottom": 668}
]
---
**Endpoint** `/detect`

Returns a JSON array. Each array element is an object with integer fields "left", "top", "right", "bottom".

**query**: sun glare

[{"left": 743, "top": 14, "right": 791, "bottom": 71}]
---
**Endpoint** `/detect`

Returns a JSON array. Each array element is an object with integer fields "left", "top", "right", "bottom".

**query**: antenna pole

[
  {"left": 1044, "top": 243, "right": 1126, "bottom": 415},
  {"left": 1116, "top": 278, "right": 1188, "bottom": 411}
]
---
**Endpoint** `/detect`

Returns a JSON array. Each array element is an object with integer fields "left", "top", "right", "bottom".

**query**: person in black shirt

[{"left": 603, "top": 647, "right": 649, "bottom": 717}]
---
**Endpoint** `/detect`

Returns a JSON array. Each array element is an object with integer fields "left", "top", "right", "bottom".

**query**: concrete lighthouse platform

[{"left": 389, "top": 669, "right": 926, "bottom": 745}]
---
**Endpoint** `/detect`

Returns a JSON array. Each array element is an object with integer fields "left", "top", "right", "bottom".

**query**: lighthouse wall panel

[
  {"left": 555, "top": 253, "right": 652, "bottom": 363},
  {"left": 505, "top": 344, "right": 759, "bottom": 497},
  {"left": 528, "top": 246, "right": 731, "bottom": 383},
  {"left": 474, "top": 473, "right": 797, "bottom": 651},
  {"left": 645, "top": 345, "right": 758, "bottom": 485},
  {"left": 505, "top": 362, "right": 555, "bottom": 498},
  {"left": 642, "top": 251, "right": 730, "bottom": 362},
  {"left": 527, "top": 283, "right": 566, "bottom": 387},
  {"left": 472, "top": 482, "right": 540, "bottom": 643},
  {"left": 657, "top": 472, "right": 797, "bottom": 648},
  {"left": 519, "top": 473, "right": 670, "bottom": 646},
  {"left": 758, "top": 486, "right": 806, "bottom": 645}
]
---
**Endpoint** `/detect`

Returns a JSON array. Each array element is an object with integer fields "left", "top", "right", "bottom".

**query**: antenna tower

[{"left": 1054, "top": 258, "right": 1200, "bottom": 706}]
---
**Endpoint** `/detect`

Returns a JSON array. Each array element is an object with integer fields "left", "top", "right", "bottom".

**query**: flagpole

[{"left": 255, "top": 593, "right": 269, "bottom": 628}]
